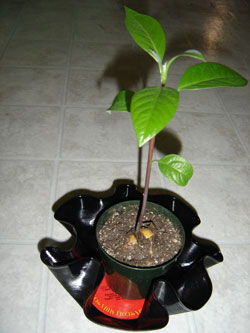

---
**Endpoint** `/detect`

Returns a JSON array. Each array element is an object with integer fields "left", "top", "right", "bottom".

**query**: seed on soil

[
  {"left": 140, "top": 227, "right": 154, "bottom": 239},
  {"left": 128, "top": 234, "right": 138, "bottom": 246}
]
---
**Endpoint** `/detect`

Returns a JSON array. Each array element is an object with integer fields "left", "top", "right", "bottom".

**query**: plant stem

[
  {"left": 136, "top": 136, "right": 156, "bottom": 235},
  {"left": 135, "top": 67, "right": 165, "bottom": 235}
]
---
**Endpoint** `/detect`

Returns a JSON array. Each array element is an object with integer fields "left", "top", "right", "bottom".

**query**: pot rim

[{"left": 96, "top": 200, "right": 185, "bottom": 272}]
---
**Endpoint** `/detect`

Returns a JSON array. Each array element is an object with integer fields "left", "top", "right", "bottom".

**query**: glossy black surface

[{"left": 40, "top": 184, "right": 223, "bottom": 330}]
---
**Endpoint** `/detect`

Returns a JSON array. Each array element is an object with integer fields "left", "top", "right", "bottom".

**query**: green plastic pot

[{"left": 96, "top": 200, "right": 185, "bottom": 300}]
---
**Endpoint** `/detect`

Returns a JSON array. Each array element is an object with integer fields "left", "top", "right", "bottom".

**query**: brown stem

[{"left": 136, "top": 136, "right": 156, "bottom": 234}]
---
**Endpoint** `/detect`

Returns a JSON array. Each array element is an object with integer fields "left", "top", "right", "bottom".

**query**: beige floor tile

[
  {"left": 71, "top": 42, "right": 136, "bottom": 70},
  {"left": 27, "top": 0, "right": 73, "bottom": 11},
  {"left": 0, "top": 67, "right": 66, "bottom": 105},
  {"left": 13, "top": 11, "right": 72, "bottom": 40},
  {"left": 73, "top": 18, "right": 131, "bottom": 43},
  {"left": 218, "top": 84, "right": 250, "bottom": 115},
  {"left": 158, "top": 164, "right": 250, "bottom": 243},
  {"left": 207, "top": 51, "right": 249, "bottom": 75},
  {"left": 73, "top": 3, "right": 122, "bottom": 20},
  {"left": 0, "top": 40, "right": 70, "bottom": 66},
  {"left": 0, "top": 17, "right": 16, "bottom": 55},
  {"left": 0, "top": 0, "right": 26, "bottom": 18},
  {"left": 178, "top": 89, "right": 225, "bottom": 114},
  {"left": 0, "top": 106, "right": 61, "bottom": 158},
  {"left": 73, "top": 0, "right": 119, "bottom": 8},
  {"left": 193, "top": 244, "right": 250, "bottom": 333},
  {"left": 156, "top": 112, "right": 248, "bottom": 164},
  {"left": 61, "top": 107, "right": 147, "bottom": 161},
  {"left": 231, "top": 114, "right": 250, "bottom": 156},
  {"left": 0, "top": 244, "right": 41, "bottom": 333},
  {"left": 0, "top": 42, "right": 6, "bottom": 57},
  {"left": 55, "top": 161, "right": 162, "bottom": 204},
  {"left": 0, "top": 41, "right": 5, "bottom": 56},
  {"left": 66, "top": 69, "right": 141, "bottom": 107},
  {"left": 0, "top": 160, "right": 54, "bottom": 240},
  {"left": 157, "top": 314, "right": 193, "bottom": 333},
  {"left": 46, "top": 274, "right": 92, "bottom": 333}
]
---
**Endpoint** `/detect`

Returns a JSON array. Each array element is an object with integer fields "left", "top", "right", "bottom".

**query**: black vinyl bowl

[{"left": 40, "top": 184, "right": 223, "bottom": 331}]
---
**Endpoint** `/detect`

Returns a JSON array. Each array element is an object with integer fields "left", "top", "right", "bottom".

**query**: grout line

[
  {"left": 217, "top": 240, "right": 250, "bottom": 246},
  {"left": 1, "top": 39, "right": 130, "bottom": 45},
  {"left": 0, "top": 239, "right": 39, "bottom": 245},
  {"left": 0, "top": 155, "right": 250, "bottom": 167},
  {"left": 36, "top": 266, "right": 49, "bottom": 333},
  {"left": 35, "top": 141, "right": 64, "bottom": 333},
  {"left": 188, "top": 312, "right": 198, "bottom": 333},
  {"left": 216, "top": 92, "right": 250, "bottom": 163},
  {"left": 190, "top": 161, "right": 250, "bottom": 167},
  {"left": 35, "top": 134, "right": 65, "bottom": 333},
  {"left": 36, "top": 6, "right": 75, "bottom": 333},
  {"left": 0, "top": 63, "right": 142, "bottom": 70},
  {"left": 227, "top": 113, "right": 250, "bottom": 162},
  {"left": 49, "top": 4, "right": 79, "bottom": 197},
  {"left": 0, "top": 103, "right": 107, "bottom": 108},
  {"left": 1, "top": 238, "right": 249, "bottom": 246},
  {"left": 0, "top": 156, "right": 56, "bottom": 161},
  {"left": 35, "top": 168, "right": 56, "bottom": 333},
  {"left": 0, "top": 64, "right": 69, "bottom": 69},
  {"left": 0, "top": 102, "right": 110, "bottom": 108},
  {"left": 0, "top": 103, "right": 62, "bottom": 107},
  {"left": 0, "top": 2, "right": 29, "bottom": 61},
  {"left": 1, "top": 101, "right": 243, "bottom": 114}
]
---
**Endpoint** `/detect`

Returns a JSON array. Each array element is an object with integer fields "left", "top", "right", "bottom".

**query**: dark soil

[{"left": 97, "top": 204, "right": 184, "bottom": 267}]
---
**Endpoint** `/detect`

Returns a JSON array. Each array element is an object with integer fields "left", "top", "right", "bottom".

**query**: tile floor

[{"left": 0, "top": 0, "right": 249, "bottom": 332}]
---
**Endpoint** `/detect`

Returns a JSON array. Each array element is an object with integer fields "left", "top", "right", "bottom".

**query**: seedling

[{"left": 108, "top": 7, "right": 248, "bottom": 234}]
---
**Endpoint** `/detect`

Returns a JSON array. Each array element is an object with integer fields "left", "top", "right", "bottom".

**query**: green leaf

[
  {"left": 163, "top": 50, "right": 206, "bottom": 84},
  {"left": 125, "top": 6, "right": 166, "bottom": 63},
  {"left": 167, "top": 49, "right": 206, "bottom": 68},
  {"left": 158, "top": 154, "right": 193, "bottom": 186},
  {"left": 107, "top": 90, "right": 134, "bottom": 112},
  {"left": 178, "top": 62, "right": 248, "bottom": 90},
  {"left": 177, "top": 49, "right": 206, "bottom": 62},
  {"left": 131, "top": 87, "right": 179, "bottom": 147}
]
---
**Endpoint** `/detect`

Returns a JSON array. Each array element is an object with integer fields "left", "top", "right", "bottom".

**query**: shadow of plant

[
  {"left": 97, "top": 45, "right": 155, "bottom": 91},
  {"left": 155, "top": 129, "right": 182, "bottom": 156}
]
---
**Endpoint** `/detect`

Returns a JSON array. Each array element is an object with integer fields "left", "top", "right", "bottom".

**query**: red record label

[{"left": 92, "top": 274, "right": 145, "bottom": 320}]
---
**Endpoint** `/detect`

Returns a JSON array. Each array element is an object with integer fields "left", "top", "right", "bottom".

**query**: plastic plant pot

[{"left": 96, "top": 200, "right": 185, "bottom": 301}]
